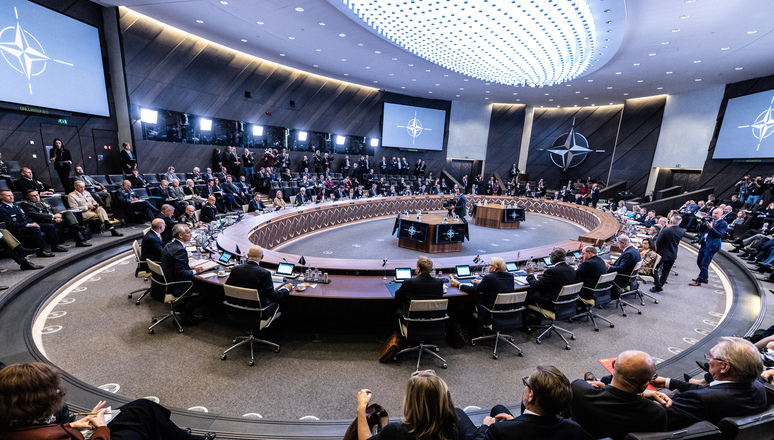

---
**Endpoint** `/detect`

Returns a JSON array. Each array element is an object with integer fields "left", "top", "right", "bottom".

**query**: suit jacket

[
  {"left": 201, "top": 204, "right": 218, "bottom": 223},
  {"left": 155, "top": 214, "right": 176, "bottom": 243},
  {"left": 16, "top": 177, "right": 52, "bottom": 194},
  {"left": 160, "top": 240, "right": 194, "bottom": 296},
  {"left": 699, "top": 219, "right": 728, "bottom": 252},
  {"left": 608, "top": 245, "right": 641, "bottom": 287},
  {"left": 225, "top": 260, "right": 289, "bottom": 308},
  {"left": 0, "top": 202, "right": 33, "bottom": 233},
  {"left": 526, "top": 262, "right": 576, "bottom": 305},
  {"left": 168, "top": 185, "right": 186, "bottom": 200},
  {"left": 665, "top": 379, "right": 767, "bottom": 430},
  {"left": 575, "top": 255, "right": 607, "bottom": 292},
  {"left": 569, "top": 380, "right": 667, "bottom": 440},
  {"left": 655, "top": 226, "right": 685, "bottom": 261},
  {"left": 458, "top": 271, "right": 514, "bottom": 310},
  {"left": 394, "top": 273, "right": 444, "bottom": 311},
  {"left": 20, "top": 200, "right": 59, "bottom": 223},
  {"left": 129, "top": 174, "right": 148, "bottom": 188},
  {"left": 247, "top": 199, "right": 265, "bottom": 212},
  {"left": 296, "top": 193, "right": 310, "bottom": 204},
  {"left": 474, "top": 413, "right": 585, "bottom": 440},
  {"left": 140, "top": 230, "right": 164, "bottom": 269},
  {"left": 454, "top": 194, "right": 467, "bottom": 217}
]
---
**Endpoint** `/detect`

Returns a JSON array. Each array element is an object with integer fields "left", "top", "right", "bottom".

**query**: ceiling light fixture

[{"left": 343, "top": 0, "right": 597, "bottom": 87}]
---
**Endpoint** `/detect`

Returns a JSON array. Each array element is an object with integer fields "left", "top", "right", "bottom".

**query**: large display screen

[
  {"left": 714, "top": 89, "right": 774, "bottom": 159},
  {"left": 397, "top": 219, "right": 429, "bottom": 242},
  {"left": 0, "top": 1, "right": 110, "bottom": 117},
  {"left": 382, "top": 103, "right": 446, "bottom": 151}
]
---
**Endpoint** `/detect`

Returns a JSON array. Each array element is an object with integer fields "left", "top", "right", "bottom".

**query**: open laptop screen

[
  {"left": 456, "top": 265, "right": 472, "bottom": 277},
  {"left": 218, "top": 251, "right": 233, "bottom": 264},
  {"left": 395, "top": 268, "right": 412, "bottom": 281},
  {"left": 276, "top": 262, "right": 295, "bottom": 276},
  {"left": 505, "top": 262, "right": 518, "bottom": 272}
]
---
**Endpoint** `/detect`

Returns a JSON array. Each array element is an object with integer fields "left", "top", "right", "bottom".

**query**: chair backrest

[
  {"left": 223, "top": 284, "right": 262, "bottom": 306},
  {"left": 108, "top": 174, "right": 125, "bottom": 185},
  {"left": 404, "top": 299, "right": 448, "bottom": 342},
  {"left": 717, "top": 406, "right": 774, "bottom": 440},
  {"left": 146, "top": 260, "right": 164, "bottom": 279},
  {"left": 493, "top": 291, "right": 527, "bottom": 310},
  {"left": 43, "top": 195, "right": 67, "bottom": 212},
  {"left": 490, "top": 292, "right": 527, "bottom": 330},
  {"left": 623, "top": 421, "right": 722, "bottom": 440},
  {"left": 554, "top": 282, "right": 583, "bottom": 321},
  {"left": 588, "top": 272, "right": 617, "bottom": 306},
  {"left": 134, "top": 188, "right": 149, "bottom": 198},
  {"left": 132, "top": 240, "right": 142, "bottom": 262},
  {"left": 407, "top": 299, "right": 448, "bottom": 317}
]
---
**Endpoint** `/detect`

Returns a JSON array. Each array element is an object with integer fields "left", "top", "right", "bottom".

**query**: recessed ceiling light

[
  {"left": 463, "top": 79, "right": 469, "bottom": 82},
  {"left": 548, "top": 98, "right": 553, "bottom": 101},
  {"left": 338, "top": 33, "right": 346, "bottom": 37},
  {"left": 392, "top": 58, "right": 398, "bottom": 61},
  {"left": 456, "top": 95, "right": 460, "bottom": 97},
  {"left": 671, "top": 29, "right": 680, "bottom": 33},
  {"left": 374, "top": 51, "right": 381, "bottom": 54},
  {"left": 721, "top": 47, "right": 730, "bottom": 51},
  {"left": 607, "top": 86, "right": 613, "bottom": 89},
  {"left": 666, "top": 71, "right": 673, "bottom": 74},
  {"left": 313, "top": 64, "right": 318, "bottom": 67},
  {"left": 343, "top": 73, "right": 349, "bottom": 76},
  {"left": 747, "top": 30, "right": 758, "bottom": 34},
  {"left": 661, "top": 41, "right": 670, "bottom": 45},
  {"left": 279, "top": 53, "right": 285, "bottom": 56},
  {"left": 584, "top": 97, "right": 589, "bottom": 99},
  {"left": 411, "top": 79, "right": 417, "bottom": 81},
  {"left": 615, "top": 72, "right": 622, "bottom": 75},
  {"left": 513, "top": 92, "right": 518, "bottom": 95},
  {"left": 288, "top": 36, "right": 295, "bottom": 40},
  {"left": 295, "top": 7, "right": 304, "bottom": 12},
  {"left": 680, "top": 14, "right": 689, "bottom": 19},
  {"left": 196, "top": 19, "right": 204, "bottom": 23},
  {"left": 315, "top": 48, "right": 321, "bottom": 52},
  {"left": 657, "top": 87, "right": 663, "bottom": 90},
  {"left": 575, "top": 91, "right": 580, "bottom": 94},
  {"left": 435, "top": 84, "right": 440, "bottom": 86},
  {"left": 735, "top": 67, "right": 744, "bottom": 70},
  {"left": 587, "top": 79, "right": 593, "bottom": 82},
  {"left": 256, "top": 21, "right": 264, "bottom": 25},
  {"left": 685, "top": 0, "right": 696, "bottom": 3},
  {"left": 389, "top": 73, "right": 394, "bottom": 76},
  {"left": 408, "top": 64, "right": 414, "bottom": 67},
  {"left": 637, "top": 80, "right": 644, "bottom": 82},
  {"left": 365, "top": 66, "right": 371, "bottom": 69},
  {"left": 695, "top": 79, "right": 702, "bottom": 81},
  {"left": 219, "top": 0, "right": 228, "bottom": 4},
  {"left": 443, "top": 74, "right": 449, "bottom": 77},
  {"left": 240, "top": 39, "right": 247, "bottom": 42},
  {"left": 357, "top": 43, "right": 363, "bottom": 46},
  {"left": 516, "top": 99, "right": 521, "bottom": 102},
  {"left": 544, "top": 93, "right": 550, "bottom": 95},
  {"left": 401, "top": 86, "right": 405, "bottom": 89},
  {"left": 373, "top": 81, "right": 378, "bottom": 83},
  {"left": 341, "top": 58, "right": 346, "bottom": 61},
  {"left": 426, "top": 69, "right": 431, "bottom": 72},
  {"left": 609, "top": 103, "right": 614, "bottom": 105},
  {"left": 693, "top": 60, "right": 701, "bottom": 63},
  {"left": 318, "top": 22, "right": 326, "bottom": 26},
  {"left": 649, "top": 53, "right": 657, "bottom": 56},
  {"left": 623, "top": 93, "right": 629, "bottom": 96},
  {"left": 633, "top": 63, "right": 640, "bottom": 66}
]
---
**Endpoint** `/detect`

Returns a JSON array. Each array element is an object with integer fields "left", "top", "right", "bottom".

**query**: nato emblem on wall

[{"left": 548, "top": 124, "right": 595, "bottom": 169}]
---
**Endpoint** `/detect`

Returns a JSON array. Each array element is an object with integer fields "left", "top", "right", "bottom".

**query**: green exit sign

[{"left": 57, "top": 119, "right": 67, "bottom": 124}]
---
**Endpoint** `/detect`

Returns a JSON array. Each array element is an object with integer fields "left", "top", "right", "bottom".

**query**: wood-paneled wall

[{"left": 698, "top": 74, "right": 774, "bottom": 199}]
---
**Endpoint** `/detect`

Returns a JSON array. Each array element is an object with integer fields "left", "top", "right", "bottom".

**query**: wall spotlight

[
  {"left": 253, "top": 125, "right": 264, "bottom": 136},
  {"left": 370, "top": 138, "right": 380, "bottom": 147},
  {"left": 298, "top": 131, "right": 308, "bottom": 141},
  {"left": 140, "top": 108, "right": 158, "bottom": 124},
  {"left": 200, "top": 118, "right": 212, "bottom": 131},
  {"left": 335, "top": 135, "right": 346, "bottom": 145}
]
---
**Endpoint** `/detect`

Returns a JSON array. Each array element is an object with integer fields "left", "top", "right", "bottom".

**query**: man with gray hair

[
  {"left": 652, "top": 337, "right": 767, "bottom": 430},
  {"left": 160, "top": 224, "right": 203, "bottom": 325},
  {"left": 650, "top": 215, "right": 685, "bottom": 292},
  {"left": 607, "top": 234, "right": 641, "bottom": 288},
  {"left": 450, "top": 256, "right": 514, "bottom": 328},
  {"left": 225, "top": 245, "right": 293, "bottom": 309}
]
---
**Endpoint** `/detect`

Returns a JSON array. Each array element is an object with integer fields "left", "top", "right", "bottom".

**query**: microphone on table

[{"left": 383, "top": 258, "right": 388, "bottom": 280}]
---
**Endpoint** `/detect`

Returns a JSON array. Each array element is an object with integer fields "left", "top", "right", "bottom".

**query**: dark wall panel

[
  {"left": 698, "top": 74, "right": 774, "bottom": 200},
  {"left": 484, "top": 104, "right": 526, "bottom": 180}
]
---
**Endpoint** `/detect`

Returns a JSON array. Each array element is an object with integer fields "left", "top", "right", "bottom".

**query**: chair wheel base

[
  {"left": 470, "top": 342, "right": 476, "bottom": 346},
  {"left": 248, "top": 360, "right": 254, "bottom": 366},
  {"left": 535, "top": 339, "right": 542, "bottom": 344},
  {"left": 442, "top": 363, "right": 448, "bottom": 369},
  {"left": 135, "top": 300, "right": 141, "bottom": 306},
  {"left": 148, "top": 329, "right": 154, "bottom": 334},
  {"left": 610, "top": 324, "right": 615, "bottom": 328},
  {"left": 565, "top": 345, "right": 571, "bottom": 350},
  {"left": 654, "top": 300, "right": 659, "bottom": 304},
  {"left": 151, "top": 317, "right": 158, "bottom": 323},
  {"left": 570, "top": 335, "right": 576, "bottom": 340},
  {"left": 493, "top": 355, "right": 498, "bottom": 360},
  {"left": 518, "top": 352, "right": 523, "bottom": 357},
  {"left": 128, "top": 294, "right": 132, "bottom": 299},
  {"left": 178, "top": 328, "right": 184, "bottom": 333},
  {"left": 274, "top": 347, "right": 281, "bottom": 353},
  {"left": 221, "top": 354, "right": 227, "bottom": 360},
  {"left": 594, "top": 328, "right": 600, "bottom": 332},
  {"left": 637, "top": 311, "right": 642, "bottom": 315}
]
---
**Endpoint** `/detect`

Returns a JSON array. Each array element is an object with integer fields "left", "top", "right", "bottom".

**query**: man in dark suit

[
  {"left": 525, "top": 249, "right": 576, "bottom": 309},
  {"left": 116, "top": 180, "right": 158, "bottom": 221},
  {"left": 650, "top": 215, "right": 685, "bottom": 292},
  {"left": 225, "top": 245, "right": 293, "bottom": 309},
  {"left": 155, "top": 204, "right": 176, "bottom": 244},
  {"left": 21, "top": 190, "right": 90, "bottom": 248},
  {"left": 394, "top": 256, "right": 444, "bottom": 314},
  {"left": 453, "top": 188, "right": 467, "bottom": 218},
  {"left": 450, "top": 257, "right": 514, "bottom": 332},
  {"left": 247, "top": 193, "right": 265, "bottom": 213},
  {"left": 575, "top": 246, "right": 607, "bottom": 299},
  {"left": 589, "top": 183, "right": 600, "bottom": 208},
  {"left": 16, "top": 167, "right": 54, "bottom": 196},
  {"left": 0, "top": 189, "right": 57, "bottom": 257},
  {"left": 607, "top": 235, "right": 642, "bottom": 289},
  {"left": 295, "top": 188, "right": 310, "bottom": 205},
  {"left": 139, "top": 218, "right": 165, "bottom": 274},
  {"left": 457, "top": 366, "right": 585, "bottom": 440},
  {"left": 652, "top": 337, "right": 767, "bottom": 430},
  {"left": 160, "top": 224, "right": 204, "bottom": 324},
  {"left": 689, "top": 208, "right": 727, "bottom": 286},
  {"left": 200, "top": 196, "right": 219, "bottom": 223},
  {"left": 569, "top": 350, "right": 669, "bottom": 439},
  {"left": 128, "top": 169, "right": 150, "bottom": 189}
]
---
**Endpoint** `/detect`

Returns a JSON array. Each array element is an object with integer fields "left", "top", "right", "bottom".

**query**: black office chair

[
  {"left": 220, "top": 285, "right": 282, "bottom": 366},
  {"left": 613, "top": 261, "right": 644, "bottom": 317},
  {"left": 527, "top": 282, "right": 583, "bottom": 350},
  {"left": 716, "top": 405, "right": 774, "bottom": 440},
  {"left": 146, "top": 260, "right": 196, "bottom": 334},
  {"left": 623, "top": 421, "right": 722, "bottom": 440},
  {"left": 107, "top": 174, "right": 125, "bottom": 185},
  {"left": 471, "top": 292, "right": 526, "bottom": 359},
  {"left": 572, "top": 272, "right": 617, "bottom": 331},
  {"left": 129, "top": 239, "right": 151, "bottom": 305},
  {"left": 395, "top": 299, "right": 449, "bottom": 369}
]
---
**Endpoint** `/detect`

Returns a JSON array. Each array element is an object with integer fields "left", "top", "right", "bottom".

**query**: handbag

[
  {"left": 342, "top": 404, "right": 389, "bottom": 440},
  {"left": 379, "top": 331, "right": 403, "bottom": 363}
]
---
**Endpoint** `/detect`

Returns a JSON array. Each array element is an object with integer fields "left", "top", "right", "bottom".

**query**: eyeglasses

[
  {"left": 704, "top": 353, "right": 727, "bottom": 363},
  {"left": 522, "top": 376, "right": 531, "bottom": 388}
]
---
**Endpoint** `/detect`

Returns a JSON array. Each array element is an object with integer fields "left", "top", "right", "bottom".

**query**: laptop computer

[
  {"left": 393, "top": 268, "right": 413, "bottom": 283},
  {"left": 275, "top": 262, "right": 299, "bottom": 278},
  {"left": 542, "top": 256, "right": 554, "bottom": 267},
  {"left": 455, "top": 265, "right": 476, "bottom": 280}
]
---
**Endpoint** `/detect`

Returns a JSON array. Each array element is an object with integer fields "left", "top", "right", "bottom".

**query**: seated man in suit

[
  {"left": 222, "top": 175, "right": 247, "bottom": 207},
  {"left": 0, "top": 188, "right": 57, "bottom": 257},
  {"left": 73, "top": 165, "right": 112, "bottom": 208},
  {"left": 225, "top": 245, "right": 293, "bottom": 310},
  {"left": 200, "top": 196, "right": 219, "bottom": 223},
  {"left": 247, "top": 193, "right": 265, "bottom": 213},
  {"left": 394, "top": 256, "right": 444, "bottom": 314},
  {"left": 69, "top": 181, "right": 122, "bottom": 237},
  {"left": 575, "top": 246, "right": 607, "bottom": 299},
  {"left": 569, "top": 350, "right": 670, "bottom": 439},
  {"left": 449, "top": 257, "right": 514, "bottom": 331},
  {"left": 607, "top": 235, "right": 641, "bottom": 289},
  {"left": 154, "top": 204, "right": 176, "bottom": 244},
  {"left": 160, "top": 224, "right": 204, "bottom": 324},
  {"left": 15, "top": 167, "right": 54, "bottom": 196},
  {"left": 139, "top": 218, "right": 165, "bottom": 274},
  {"left": 116, "top": 180, "right": 158, "bottom": 222},
  {"left": 155, "top": 180, "right": 184, "bottom": 216},
  {"left": 457, "top": 366, "right": 585, "bottom": 440},
  {"left": 525, "top": 249, "right": 576, "bottom": 311},
  {"left": 652, "top": 337, "right": 767, "bottom": 430},
  {"left": 127, "top": 169, "right": 151, "bottom": 189},
  {"left": 21, "top": 190, "right": 90, "bottom": 248},
  {"left": 297, "top": 187, "right": 312, "bottom": 205}
]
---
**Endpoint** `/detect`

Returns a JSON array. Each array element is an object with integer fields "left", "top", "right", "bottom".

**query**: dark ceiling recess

[{"left": 245, "top": 91, "right": 251, "bottom": 98}]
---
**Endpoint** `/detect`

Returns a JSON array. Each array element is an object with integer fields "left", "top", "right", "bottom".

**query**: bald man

[
  {"left": 569, "top": 350, "right": 670, "bottom": 439},
  {"left": 225, "top": 245, "right": 293, "bottom": 309},
  {"left": 139, "top": 218, "right": 165, "bottom": 274}
]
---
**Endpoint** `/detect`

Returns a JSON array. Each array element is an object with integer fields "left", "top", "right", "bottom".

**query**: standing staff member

[
  {"left": 689, "top": 209, "right": 727, "bottom": 286},
  {"left": 49, "top": 138, "right": 73, "bottom": 193}
]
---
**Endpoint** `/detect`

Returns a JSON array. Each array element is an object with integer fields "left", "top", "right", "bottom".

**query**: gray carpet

[
  {"left": 37, "top": 241, "right": 736, "bottom": 421},
  {"left": 275, "top": 212, "right": 587, "bottom": 259}
]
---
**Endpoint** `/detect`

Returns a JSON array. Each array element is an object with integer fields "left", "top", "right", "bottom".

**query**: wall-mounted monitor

[
  {"left": 382, "top": 102, "right": 446, "bottom": 151},
  {"left": 714, "top": 89, "right": 774, "bottom": 160},
  {"left": 0, "top": 1, "right": 110, "bottom": 117}
]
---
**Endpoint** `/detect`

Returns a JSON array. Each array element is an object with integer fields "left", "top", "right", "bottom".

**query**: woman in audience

[
  {"left": 616, "top": 200, "right": 628, "bottom": 217},
  {"left": 316, "top": 187, "right": 328, "bottom": 203},
  {"left": 273, "top": 190, "right": 286, "bottom": 208},
  {"left": 638, "top": 237, "right": 658, "bottom": 275},
  {"left": 183, "top": 179, "right": 204, "bottom": 208},
  {"left": 0, "top": 362, "right": 215, "bottom": 440},
  {"left": 354, "top": 370, "right": 465, "bottom": 440}
]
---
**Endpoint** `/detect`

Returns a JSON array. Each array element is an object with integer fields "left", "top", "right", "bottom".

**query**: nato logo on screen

[
  {"left": 382, "top": 103, "right": 446, "bottom": 151},
  {"left": 0, "top": 0, "right": 109, "bottom": 116},
  {"left": 714, "top": 89, "right": 774, "bottom": 160}
]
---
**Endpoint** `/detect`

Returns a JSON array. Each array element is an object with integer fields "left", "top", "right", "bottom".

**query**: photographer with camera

[
  {"left": 689, "top": 208, "right": 728, "bottom": 287},
  {"left": 445, "top": 188, "right": 466, "bottom": 218}
]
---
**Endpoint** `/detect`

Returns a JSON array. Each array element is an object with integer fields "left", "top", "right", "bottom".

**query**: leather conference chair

[
  {"left": 636, "top": 253, "right": 662, "bottom": 304},
  {"left": 129, "top": 240, "right": 151, "bottom": 305},
  {"left": 395, "top": 299, "right": 449, "bottom": 370},
  {"left": 622, "top": 421, "right": 722, "bottom": 440},
  {"left": 716, "top": 405, "right": 774, "bottom": 440},
  {"left": 107, "top": 174, "right": 125, "bottom": 186},
  {"left": 572, "top": 272, "right": 617, "bottom": 331},
  {"left": 612, "top": 260, "right": 644, "bottom": 317},
  {"left": 470, "top": 291, "right": 526, "bottom": 359},
  {"left": 527, "top": 282, "right": 583, "bottom": 350},
  {"left": 146, "top": 260, "right": 195, "bottom": 334},
  {"left": 220, "top": 285, "right": 282, "bottom": 366}
]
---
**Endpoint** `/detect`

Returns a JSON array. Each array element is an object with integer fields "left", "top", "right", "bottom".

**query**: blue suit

[
  {"left": 608, "top": 245, "right": 641, "bottom": 288},
  {"left": 696, "top": 218, "right": 728, "bottom": 282}
]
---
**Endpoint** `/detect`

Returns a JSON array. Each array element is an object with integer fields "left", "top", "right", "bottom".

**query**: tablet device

[
  {"left": 455, "top": 265, "right": 476, "bottom": 279},
  {"left": 543, "top": 256, "right": 553, "bottom": 266},
  {"left": 276, "top": 262, "right": 297, "bottom": 278},
  {"left": 394, "top": 268, "right": 412, "bottom": 283},
  {"left": 505, "top": 261, "right": 518, "bottom": 272},
  {"left": 218, "top": 251, "right": 234, "bottom": 266}
]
